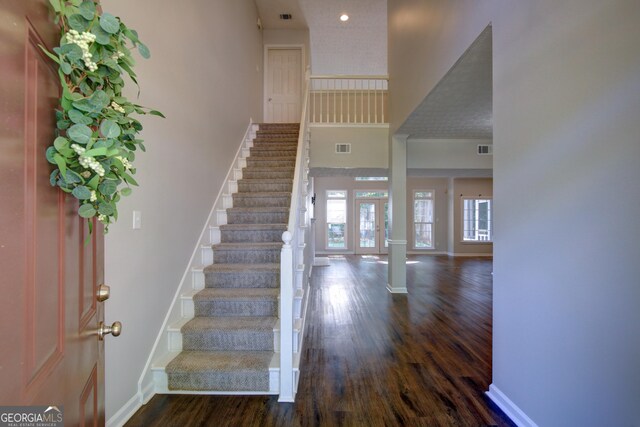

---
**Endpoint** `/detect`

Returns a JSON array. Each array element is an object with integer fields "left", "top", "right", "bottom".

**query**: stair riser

[
  {"left": 195, "top": 300, "right": 278, "bottom": 317},
  {"left": 213, "top": 248, "right": 281, "bottom": 264},
  {"left": 246, "top": 159, "right": 295, "bottom": 168},
  {"left": 221, "top": 229, "right": 285, "bottom": 243},
  {"left": 167, "top": 372, "right": 269, "bottom": 392},
  {"left": 227, "top": 211, "right": 288, "bottom": 224},
  {"left": 238, "top": 182, "right": 292, "bottom": 193},
  {"left": 249, "top": 149, "right": 297, "bottom": 158},
  {"left": 251, "top": 140, "right": 298, "bottom": 147},
  {"left": 241, "top": 170, "right": 293, "bottom": 180},
  {"left": 182, "top": 331, "right": 274, "bottom": 351},
  {"left": 205, "top": 271, "right": 279, "bottom": 289}
]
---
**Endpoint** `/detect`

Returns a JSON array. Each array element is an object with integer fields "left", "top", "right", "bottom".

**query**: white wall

[
  {"left": 389, "top": 1, "right": 640, "bottom": 426},
  {"left": 102, "top": 0, "right": 262, "bottom": 420},
  {"left": 408, "top": 139, "right": 492, "bottom": 170}
]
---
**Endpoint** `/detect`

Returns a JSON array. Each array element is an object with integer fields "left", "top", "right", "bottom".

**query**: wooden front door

[
  {"left": 0, "top": 2, "right": 109, "bottom": 425},
  {"left": 265, "top": 48, "right": 302, "bottom": 123}
]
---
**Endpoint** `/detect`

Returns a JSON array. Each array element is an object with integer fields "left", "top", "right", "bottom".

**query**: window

[
  {"left": 414, "top": 191, "right": 434, "bottom": 249},
  {"left": 326, "top": 191, "right": 347, "bottom": 248},
  {"left": 354, "top": 190, "right": 388, "bottom": 198},
  {"left": 462, "top": 198, "right": 492, "bottom": 242},
  {"left": 354, "top": 177, "right": 388, "bottom": 181}
]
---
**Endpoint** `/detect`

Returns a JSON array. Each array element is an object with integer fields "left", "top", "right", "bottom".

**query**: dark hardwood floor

[{"left": 125, "top": 255, "right": 514, "bottom": 427}]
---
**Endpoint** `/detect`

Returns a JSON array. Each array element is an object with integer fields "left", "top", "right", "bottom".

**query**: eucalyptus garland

[{"left": 42, "top": 0, "right": 163, "bottom": 232}]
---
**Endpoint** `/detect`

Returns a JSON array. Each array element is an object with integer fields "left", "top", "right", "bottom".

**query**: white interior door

[
  {"left": 265, "top": 48, "right": 302, "bottom": 123},
  {"left": 356, "top": 199, "right": 389, "bottom": 254}
]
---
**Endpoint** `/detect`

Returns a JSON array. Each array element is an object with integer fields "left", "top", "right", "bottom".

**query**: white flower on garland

[
  {"left": 71, "top": 144, "right": 106, "bottom": 177},
  {"left": 90, "top": 190, "right": 97, "bottom": 202},
  {"left": 98, "top": 214, "right": 107, "bottom": 223},
  {"left": 111, "top": 101, "right": 126, "bottom": 114},
  {"left": 116, "top": 156, "right": 132, "bottom": 169},
  {"left": 66, "top": 29, "right": 98, "bottom": 72}
]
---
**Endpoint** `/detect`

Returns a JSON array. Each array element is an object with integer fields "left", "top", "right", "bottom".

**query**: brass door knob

[
  {"left": 98, "top": 321, "right": 122, "bottom": 340},
  {"left": 97, "top": 284, "right": 110, "bottom": 302}
]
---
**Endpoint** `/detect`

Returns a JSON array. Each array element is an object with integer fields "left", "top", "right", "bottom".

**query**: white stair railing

[
  {"left": 279, "top": 69, "right": 312, "bottom": 402},
  {"left": 309, "top": 75, "right": 389, "bottom": 124}
]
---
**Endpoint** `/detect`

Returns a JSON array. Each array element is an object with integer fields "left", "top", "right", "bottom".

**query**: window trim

[
  {"left": 325, "top": 190, "right": 348, "bottom": 250},
  {"left": 460, "top": 197, "right": 493, "bottom": 244},
  {"left": 413, "top": 189, "right": 435, "bottom": 250}
]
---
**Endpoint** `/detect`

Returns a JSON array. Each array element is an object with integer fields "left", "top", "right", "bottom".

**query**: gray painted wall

[
  {"left": 103, "top": 0, "right": 263, "bottom": 420},
  {"left": 389, "top": 1, "right": 640, "bottom": 425}
]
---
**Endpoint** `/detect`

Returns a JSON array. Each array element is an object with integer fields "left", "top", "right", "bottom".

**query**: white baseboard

[
  {"left": 486, "top": 384, "right": 538, "bottom": 427},
  {"left": 386, "top": 284, "right": 408, "bottom": 294},
  {"left": 106, "top": 392, "right": 143, "bottom": 427},
  {"left": 447, "top": 252, "right": 493, "bottom": 257}
]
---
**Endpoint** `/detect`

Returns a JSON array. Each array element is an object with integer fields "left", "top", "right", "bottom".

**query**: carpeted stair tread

[
  {"left": 213, "top": 242, "right": 283, "bottom": 250},
  {"left": 220, "top": 223, "right": 287, "bottom": 231},
  {"left": 204, "top": 263, "right": 280, "bottom": 274},
  {"left": 165, "top": 351, "right": 272, "bottom": 391},
  {"left": 194, "top": 288, "right": 279, "bottom": 302},
  {"left": 182, "top": 316, "right": 277, "bottom": 333},
  {"left": 227, "top": 206, "right": 289, "bottom": 213}
]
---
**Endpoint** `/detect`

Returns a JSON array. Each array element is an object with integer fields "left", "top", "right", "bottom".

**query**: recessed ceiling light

[{"left": 340, "top": 14, "right": 349, "bottom": 22}]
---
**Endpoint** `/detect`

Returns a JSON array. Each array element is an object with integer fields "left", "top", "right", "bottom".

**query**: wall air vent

[
  {"left": 335, "top": 143, "right": 351, "bottom": 154},
  {"left": 477, "top": 144, "right": 493, "bottom": 155},
  {"left": 279, "top": 13, "right": 293, "bottom": 20}
]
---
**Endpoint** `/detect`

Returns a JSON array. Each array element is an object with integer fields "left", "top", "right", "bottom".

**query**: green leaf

[
  {"left": 122, "top": 171, "right": 138, "bottom": 186},
  {"left": 99, "top": 180, "right": 118, "bottom": 195},
  {"left": 64, "top": 170, "right": 83, "bottom": 184},
  {"left": 68, "top": 123, "right": 93, "bottom": 144},
  {"left": 68, "top": 109, "right": 93, "bottom": 125},
  {"left": 54, "top": 136, "right": 69, "bottom": 152},
  {"left": 91, "top": 25, "right": 111, "bottom": 45},
  {"left": 100, "top": 120, "right": 121, "bottom": 138},
  {"left": 48, "top": 0, "right": 62, "bottom": 13},
  {"left": 83, "top": 147, "right": 107, "bottom": 157},
  {"left": 87, "top": 174, "right": 100, "bottom": 190},
  {"left": 99, "top": 13, "right": 120, "bottom": 34},
  {"left": 53, "top": 153, "right": 67, "bottom": 176},
  {"left": 98, "top": 202, "right": 115, "bottom": 216},
  {"left": 72, "top": 90, "right": 110, "bottom": 114},
  {"left": 78, "top": 204, "right": 96, "bottom": 218},
  {"left": 149, "top": 110, "right": 165, "bottom": 118},
  {"left": 120, "top": 187, "right": 132, "bottom": 196},
  {"left": 60, "top": 61, "right": 72, "bottom": 74},
  {"left": 46, "top": 147, "right": 57, "bottom": 164},
  {"left": 38, "top": 45, "right": 61, "bottom": 64},
  {"left": 72, "top": 185, "right": 92, "bottom": 200},
  {"left": 50, "top": 170, "right": 59, "bottom": 186},
  {"left": 137, "top": 43, "right": 150, "bottom": 59},
  {"left": 68, "top": 14, "right": 90, "bottom": 32},
  {"left": 78, "top": 0, "right": 96, "bottom": 20},
  {"left": 59, "top": 43, "right": 83, "bottom": 62},
  {"left": 123, "top": 28, "right": 139, "bottom": 44},
  {"left": 57, "top": 119, "right": 71, "bottom": 130}
]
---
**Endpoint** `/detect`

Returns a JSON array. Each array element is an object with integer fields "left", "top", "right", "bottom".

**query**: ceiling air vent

[
  {"left": 335, "top": 143, "right": 351, "bottom": 154},
  {"left": 477, "top": 144, "right": 493, "bottom": 155},
  {"left": 279, "top": 13, "right": 293, "bottom": 20}
]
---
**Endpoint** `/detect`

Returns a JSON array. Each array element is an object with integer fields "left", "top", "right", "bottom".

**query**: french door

[{"left": 355, "top": 199, "right": 389, "bottom": 254}]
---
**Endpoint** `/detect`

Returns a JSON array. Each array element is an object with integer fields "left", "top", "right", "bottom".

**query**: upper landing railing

[{"left": 309, "top": 75, "right": 389, "bottom": 125}]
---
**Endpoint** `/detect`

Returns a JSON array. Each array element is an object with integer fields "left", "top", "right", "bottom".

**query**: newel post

[{"left": 279, "top": 230, "right": 294, "bottom": 402}]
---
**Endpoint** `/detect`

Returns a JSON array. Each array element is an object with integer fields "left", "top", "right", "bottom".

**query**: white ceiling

[
  {"left": 255, "top": 0, "right": 387, "bottom": 75},
  {"left": 397, "top": 26, "right": 493, "bottom": 140},
  {"left": 254, "top": 0, "right": 308, "bottom": 30}
]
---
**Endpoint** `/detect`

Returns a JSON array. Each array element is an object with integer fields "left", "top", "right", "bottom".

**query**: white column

[{"left": 387, "top": 134, "right": 408, "bottom": 293}]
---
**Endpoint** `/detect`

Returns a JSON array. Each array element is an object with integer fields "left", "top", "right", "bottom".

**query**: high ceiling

[
  {"left": 254, "top": 0, "right": 308, "bottom": 30},
  {"left": 397, "top": 26, "right": 493, "bottom": 140}
]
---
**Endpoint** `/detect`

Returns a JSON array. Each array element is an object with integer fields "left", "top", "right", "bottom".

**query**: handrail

[{"left": 279, "top": 67, "right": 311, "bottom": 402}]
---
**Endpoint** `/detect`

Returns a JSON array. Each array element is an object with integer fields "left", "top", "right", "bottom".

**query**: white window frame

[
  {"left": 413, "top": 190, "right": 435, "bottom": 250},
  {"left": 461, "top": 197, "right": 493, "bottom": 243},
  {"left": 326, "top": 190, "right": 347, "bottom": 250}
]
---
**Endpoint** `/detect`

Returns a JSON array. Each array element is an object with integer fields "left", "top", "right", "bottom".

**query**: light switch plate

[{"left": 132, "top": 210, "right": 142, "bottom": 229}]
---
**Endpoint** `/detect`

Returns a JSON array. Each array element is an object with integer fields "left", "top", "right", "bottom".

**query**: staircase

[{"left": 164, "top": 123, "right": 300, "bottom": 392}]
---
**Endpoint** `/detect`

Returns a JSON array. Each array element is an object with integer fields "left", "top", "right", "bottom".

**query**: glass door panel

[{"left": 358, "top": 202, "right": 378, "bottom": 253}]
